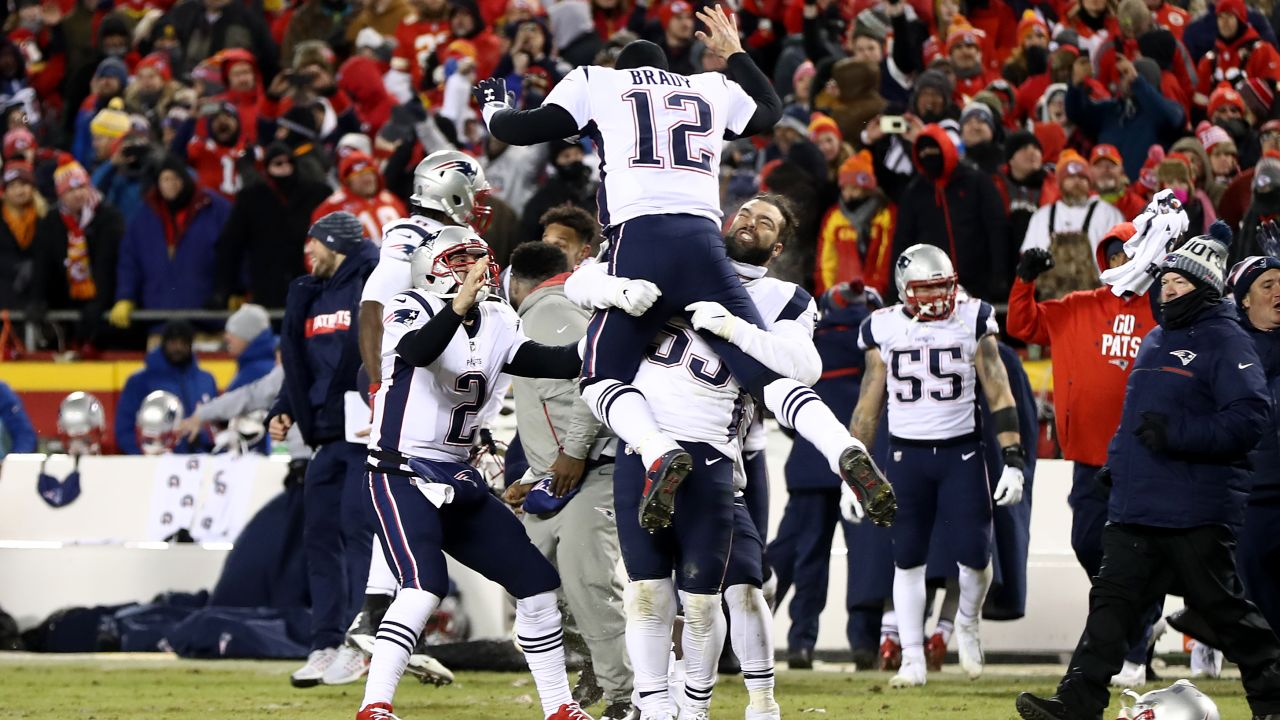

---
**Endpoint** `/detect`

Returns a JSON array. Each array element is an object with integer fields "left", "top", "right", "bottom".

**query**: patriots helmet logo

[
  {"left": 897, "top": 254, "right": 912, "bottom": 270},
  {"left": 1170, "top": 350, "right": 1197, "bottom": 365},
  {"left": 388, "top": 308, "right": 420, "bottom": 325},
  {"left": 434, "top": 159, "right": 478, "bottom": 180}
]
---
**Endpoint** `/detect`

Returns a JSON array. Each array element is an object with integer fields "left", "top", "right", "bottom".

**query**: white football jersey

[
  {"left": 360, "top": 215, "right": 448, "bottom": 308},
  {"left": 542, "top": 65, "right": 758, "bottom": 226},
  {"left": 368, "top": 290, "right": 529, "bottom": 466},
  {"left": 634, "top": 275, "right": 816, "bottom": 451},
  {"left": 857, "top": 298, "right": 998, "bottom": 441}
]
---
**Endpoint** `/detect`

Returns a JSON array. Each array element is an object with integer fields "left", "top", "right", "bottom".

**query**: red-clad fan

[
  {"left": 9, "top": 0, "right": 65, "bottom": 113},
  {"left": 1058, "top": 0, "right": 1121, "bottom": 56},
  {"left": 392, "top": 0, "right": 453, "bottom": 91},
  {"left": 337, "top": 55, "right": 394, "bottom": 137},
  {"left": 186, "top": 101, "right": 251, "bottom": 200},
  {"left": 947, "top": 17, "right": 1000, "bottom": 105},
  {"left": 212, "top": 48, "right": 263, "bottom": 144},
  {"left": 965, "top": 0, "right": 1017, "bottom": 73},
  {"left": 1148, "top": 0, "right": 1190, "bottom": 39},
  {"left": 1194, "top": 0, "right": 1280, "bottom": 109},
  {"left": 311, "top": 152, "right": 406, "bottom": 246}
]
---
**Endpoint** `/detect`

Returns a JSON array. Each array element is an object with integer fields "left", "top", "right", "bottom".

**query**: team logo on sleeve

[{"left": 387, "top": 308, "right": 420, "bottom": 325}]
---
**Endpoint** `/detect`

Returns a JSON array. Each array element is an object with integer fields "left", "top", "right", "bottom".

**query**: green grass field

[{"left": 0, "top": 654, "right": 1253, "bottom": 719}]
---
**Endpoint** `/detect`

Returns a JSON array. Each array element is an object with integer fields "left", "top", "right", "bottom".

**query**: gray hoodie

[{"left": 511, "top": 279, "right": 607, "bottom": 476}]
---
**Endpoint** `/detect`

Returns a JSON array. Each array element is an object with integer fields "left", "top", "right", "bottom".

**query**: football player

[
  {"left": 475, "top": 8, "right": 891, "bottom": 531},
  {"left": 357, "top": 227, "right": 591, "bottom": 720},
  {"left": 850, "top": 244, "right": 1027, "bottom": 687}
]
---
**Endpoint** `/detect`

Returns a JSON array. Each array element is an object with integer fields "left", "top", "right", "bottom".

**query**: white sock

[
  {"left": 678, "top": 590, "right": 725, "bottom": 713},
  {"left": 881, "top": 609, "right": 899, "bottom": 642},
  {"left": 763, "top": 378, "right": 863, "bottom": 474},
  {"left": 515, "top": 591, "right": 574, "bottom": 717},
  {"left": 956, "top": 563, "right": 992, "bottom": 625},
  {"left": 725, "top": 585, "right": 777, "bottom": 713},
  {"left": 935, "top": 618, "right": 954, "bottom": 643},
  {"left": 582, "top": 379, "right": 678, "bottom": 468},
  {"left": 366, "top": 540, "right": 399, "bottom": 596},
  {"left": 893, "top": 566, "right": 927, "bottom": 658},
  {"left": 625, "top": 579, "right": 677, "bottom": 717},
  {"left": 362, "top": 588, "right": 440, "bottom": 708}
]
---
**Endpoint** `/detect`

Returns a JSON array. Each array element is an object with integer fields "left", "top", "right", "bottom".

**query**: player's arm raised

[
  {"left": 850, "top": 347, "right": 887, "bottom": 449},
  {"left": 699, "top": 5, "right": 782, "bottom": 137},
  {"left": 975, "top": 335, "right": 1027, "bottom": 506}
]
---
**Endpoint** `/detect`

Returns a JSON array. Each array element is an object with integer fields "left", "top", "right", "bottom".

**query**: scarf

[
  {"left": 1161, "top": 285, "right": 1219, "bottom": 329},
  {"left": 60, "top": 194, "right": 100, "bottom": 301},
  {"left": 3, "top": 202, "right": 37, "bottom": 250}
]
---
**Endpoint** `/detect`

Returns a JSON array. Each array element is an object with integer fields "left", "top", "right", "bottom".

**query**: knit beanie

[
  {"left": 1137, "top": 28, "right": 1176, "bottom": 70},
  {"left": 1198, "top": 124, "right": 1236, "bottom": 155},
  {"left": 1157, "top": 157, "right": 1193, "bottom": 188},
  {"left": 1229, "top": 255, "right": 1280, "bottom": 307},
  {"left": 1207, "top": 83, "right": 1246, "bottom": 118},
  {"left": 90, "top": 98, "right": 131, "bottom": 139},
  {"left": 914, "top": 69, "right": 954, "bottom": 103},
  {"left": 960, "top": 102, "right": 996, "bottom": 134},
  {"left": 1016, "top": 10, "right": 1049, "bottom": 46},
  {"left": 1056, "top": 149, "right": 1089, "bottom": 182},
  {"left": 1131, "top": 57, "right": 1162, "bottom": 88},
  {"left": 1217, "top": 0, "right": 1248, "bottom": 23},
  {"left": 225, "top": 304, "right": 270, "bottom": 342},
  {"left": 2, "top": 127, "right": 34, "bottom": 159},
  {"left": 1004, "top": 129, "right": 1041, "bottom": 163},
  {"left": 1159, "top": 221, "right": 1233, "bottom": 295},
  {"left": 308, "top": 211, "right": 367, "bottom": 255},
  {"left": 94, "top": 56, "right": 128, "bottom": 85},
  {"left": 808, "top": 113, "right": 842, "bottom": 142},
  {"left": 292, "top": 40, "right": 335, "bottom": 72},
  {"left": 53, "top": 160, "right": 92, "bottom": 197},
  {"left": 838, "top": 150, "right": 877, "bottom": 189}
]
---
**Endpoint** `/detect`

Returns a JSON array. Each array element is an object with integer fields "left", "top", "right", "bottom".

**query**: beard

[{"left": 725, "top": 228, "right": 773, "bottom": 265}]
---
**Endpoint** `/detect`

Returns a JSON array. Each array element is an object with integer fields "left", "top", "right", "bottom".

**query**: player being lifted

[
  {"left": 343, "top": 150, "right": 492, "bottom": 684},
  {"left": 357, "top": 227, "right": 592, "bottom": 720},
  {"left": 850, "top": 245, "right": 1027, "bottom": 688},
  {"left": 475, "top": 6, "right": 894, "bottom": 528}
]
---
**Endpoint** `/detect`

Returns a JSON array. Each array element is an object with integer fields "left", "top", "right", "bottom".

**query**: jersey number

[
  {"left": 890, "top": 347, "right": 963, "bottom": 403},
  {"left": 445, "top": 372, "right": 488, "bottom": 446},
  {"left": 647, "top": 327, "right": 732, "bottom": 387},
  {"left": 622, "top": 90, "right": 714, "bottom": 173}
]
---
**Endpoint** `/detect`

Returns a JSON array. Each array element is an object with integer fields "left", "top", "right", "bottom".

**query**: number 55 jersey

[
  {"left": 368, "top": 290, "right": 529, "bottom": 469},
  {"left": 858, "top": 298, "right": 998, "bottom": 441}
]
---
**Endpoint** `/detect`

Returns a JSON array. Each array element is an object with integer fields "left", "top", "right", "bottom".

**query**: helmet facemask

[{"left": 904, "top": 278, "right": 958, "bottom": 320}]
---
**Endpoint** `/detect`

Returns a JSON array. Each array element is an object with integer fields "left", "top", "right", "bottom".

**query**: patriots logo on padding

[
  {"left": 391, "top": 242, "right": 417, "bottom": 256},
  {"left": 1170, "top": 350, "right": 1197, "bottom": 366},
  {"left": 388, "top": 308, "right": 420, "bottom": 325}
]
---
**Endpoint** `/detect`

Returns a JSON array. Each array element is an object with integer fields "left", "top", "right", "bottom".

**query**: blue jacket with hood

[{"left": 115, "top": 348, "right": 218, "bottom": 455}]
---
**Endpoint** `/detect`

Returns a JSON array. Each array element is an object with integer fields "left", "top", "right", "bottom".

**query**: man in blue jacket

[
  {"left": 1017, "top": 224, "right": 1280, "bottom": 720},
  {"left": 268, "top": 211, "right": 379, "bottom": 689},
  {"left": 0, "top": 380, "right": 37, "bottom": 458},
  {"left": 115, "top": 320, "right": 217, "bottom": 455},
  {"left": 224, "top": 303, "right": 277, "bottom": 392}
]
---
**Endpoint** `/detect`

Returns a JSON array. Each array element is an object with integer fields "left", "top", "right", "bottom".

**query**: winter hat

[
  {"left": 263, "top": 141, "right": 293, "bottom": 168},
  {"left": 808, "top": 113, "right": 842, "bottom": 142},
  {"left": 2, "top": 127, "right": 34, "bottom": 159},
  {"left": 94, "top": 56, "right": 129, "bottom": 85},
  {"left": 226, "top": 303, "right": 270, "bottom": 342},
  {"left": 1242, "top": 77, "right": 1276, "bottom": 117},
  {"left": 1090, "top": 143, "right": 1123, "bottom": 167},
  {"left": 1033, "top": 121, "right": 1067, "bottom": 164},
  {"left": 1157, "top": 156, "right": 1193, "bottom": 188},
  {"left": 337, "top": 132, "right": 373, "bottom": 159},
  {"left": 308, "top": 210, "right": 367, "bottom": 255},
  {"left": 1217, "top": 0, "right": 1248, "bottom": 23},
  {"left": 1053, "top": 27, "right": 1082, "bottom": 53},
  {"left": 793, "top": 60, "right": 815, "bottom": 90},
  {"left": 985, "top": 79, "right": 1015, "bottom": 113},
  {"left": 137, "top": 52, "right": 172, "bottom": 82},
  {"left": 279, "top": 104, "right": 319, "bottom": 141},
  {"left": 2, "top": 161, "right": 35, "bottom": 189},
  {"left": 1004, "top": 129, "right": 1041, "bottom": 162},
  {"left": 657, "top": 0, "right": 693, "bottom": 26},
  {"left": 1036, "top": 82, "right": 1067, "bottom": 122},
  {"left": 775, "top": 104, "right": 810, "bottom": 136},
  {"left": 1056, "top": 149, "right": 1089, "bottom": 182},
  {"left": 1198, "top": 123, "right": 1236, "bottom": 155},
  {"left": 1229, "top": 255, "right": 1280, "bottom": 307},
  {"left": 90, "top": 98, "right": 130, "bottom": 139},
  {"left": 339, "top": 151, "right": 379, "bottom": 183},
  {"left": 1138, "top": 144, "right": 1166, "bottom": 190},
  {"left": 1263, "top": 119, "right": 1280, "bottom": 136},
  {"left": 1254, "top": 156, "right": 1280, "bottom": 195},
  {"left": 1159, "top": 220, "right": 1233, "bottom": 294},
  {"left": 971, "top": 90, "right": 1006, "bottom": 124},
  {"left": 1207, "top": 83, "right": 1246, "bottom": 118},
  {"left": 838, "top": 150, "right": 877, "bottom": 189},
  {"left": 53, "top": 160, "right": 91, "bottom": 196},
  {"left": 1131, "top": 57, "right": 1162, "bottom": 88},
  {"left": 960, "top": 102, "right": 996, "bottom": 134},
  {"left": 913, "top": 69, "right": 954, "bottom": 103},
  {"left": 1137, "top": 28, "right": 1176, "bottom": 70},
  {"left": 854, "top": 8, "right": 890, "bottom": 42},
  {"left": 1017, "top": 10, "right": 1049, "bottom": 46},
  {"left": 946, "top": 16, "right": 985, "bottom": 53},
  {"left": 292, "top": 40, "right": 335, "bottom": 72}
]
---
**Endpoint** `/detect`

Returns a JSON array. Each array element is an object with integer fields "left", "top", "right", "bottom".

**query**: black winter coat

[{"left": 30, "top": 202, "right": 123, "bottom": 322}]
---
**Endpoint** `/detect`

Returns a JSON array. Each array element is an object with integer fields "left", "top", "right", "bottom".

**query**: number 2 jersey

[
  {"left": 542, "top": 65, "right": 758, "bottom": 227},
  {"left": 858, "top": 298, "right": 998, "bottom": 441},
  {"left": 368, "top": 290, "right": 531, "bottom": 468}
]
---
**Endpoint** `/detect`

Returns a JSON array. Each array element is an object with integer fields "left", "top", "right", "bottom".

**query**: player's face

[
  {"left": 542, "top": 223, "right": 588, "bottom": 266},
  {"left": 1160, "top": 272, "right": 1196, "bottom": 302},
  {"left": 726, "top": 200, "right": 784, "bottom": 266},
  {"left": 1245, "top": 269, "right": 1280, "bottom": 331}
]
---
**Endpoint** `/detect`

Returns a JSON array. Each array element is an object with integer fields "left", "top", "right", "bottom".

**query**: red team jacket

[{"left": 311, "top": 189, "right": 407, "bottom": 246}]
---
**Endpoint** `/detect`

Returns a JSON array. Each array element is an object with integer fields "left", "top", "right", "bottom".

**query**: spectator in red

[
  {"left": 592, "top": 0, "right": 631, "bottom": 40},
  {"left": 1089, "top": 143, "right": 1129, "bottom": 207},
  {"left": 391, "top": 0, "right": 452, "bottom": 92},
  {"left": 1194, "top": 0, "right": 1280, "bottom": 113},
  {"left": 1002, "top": 10, "right": 1051, "bottom": 88},
  {"left": 72, "top": 57, "right": 127, "bottom": 167},
  {"left": 125, "top": 52, "right": 180, "bottom": 131},
  {"left": 946, "top": 17, "right": 998, "bottom": 105},
  {"left": 0, "top": 161, "right": 48, "bottom": 311},
  {"left": 1059, "top": 0, "right": 1120, "bottom": 56},
  {"left": 180, "top": 101, "right": 250, "bottom": 201},
  {"left": 966, "top": 0, "right": 1016, "bottom": 73},
  {"left": 8, "top": 0, "right": 66, "bottom": 114},
  {"left": 345, "top": 0, "right": 413, "bottom": 44},
  {"left": 212, "top": 48, "right": 262, "bottom": 144},
  {"left": 110, "top": 154, "right": 232, "bottom": 326},
  {"left": 1220, "top": 120, "right": 1280, "bottom": 230},
  {"left": 337, "top": 55, "right": 394, "bottom": 138},
  {"left": 261, "top": 40, "right": 361, "bottom": 150},
  {"left": 1146, "top": 0, "right": 1190, "bottom": 39},
  {"left": 311, "top": 152, "right": 407, "bottom": 246},
  {"left": 30, "top": 159, "right": 124, "bottom": 347},
  {"left": 809, "top": 113, "right": 852, "bottom": 183},
  {"left": 1116, "top": 144, "right": 1164, "bottom": 219},
  {"left": 3, "top": 126, "right": 64, "bottom": 203},
  {"left": 1204, "top": 83, "right": 1258, "bottom": 169},
  {"left": 1157, "top": 153, "right": 1215, "bottom": 236},
  {"left": 1170, "top": 132, "right": 1218, "bottom": 206},
  {"left": 628, "top": 0, "right": 697, "bottom": 76},
  {"left": 1096, "top": 0, "right": 1150, "bottom": 95}
]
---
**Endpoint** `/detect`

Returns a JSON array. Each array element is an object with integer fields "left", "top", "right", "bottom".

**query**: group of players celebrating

[{"left": 336, "top": 7, "right": 1024, "bottom": 720}]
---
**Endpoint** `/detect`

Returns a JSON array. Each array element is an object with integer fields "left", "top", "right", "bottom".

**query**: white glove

[
  {"left": 993, "top": 466, "right": 1025, "bottom": 507},
  {"left": 685, "top": 301, "right": 740, "bottom": 341},
  {"left": 839, "top": 481, "right": 865, "bottom": 523},
  {"left": 614, "top": 278, "right": 661, "bottom": 317}
]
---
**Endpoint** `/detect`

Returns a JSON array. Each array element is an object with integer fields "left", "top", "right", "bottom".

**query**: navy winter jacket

[
  {"left": 1066, "top": 77, "right": 1185, "bottom": 181},
  {"left": 115, "top": 348, "right": 219, "bottom": 455},
  {"left": 1107, "top": 302, "right": 1273, "bottom": 529},
  {"left": 116, "top": 190, "right": 232, "bottom": 310},
  {"left": 1240, "top": 307, "right": 1280, "bottom": 504},
  {"left": 0, "top": 380, "right": 37, "bottom": 457},
  {"left": 228, "top": 329, "right": 278, "bottom": 393},
  {"left": 271, "top": 241, "right": 378, "bottom": 447}
]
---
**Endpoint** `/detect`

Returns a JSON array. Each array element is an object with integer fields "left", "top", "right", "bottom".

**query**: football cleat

[
  {"left": 954, "top": 619, "right": 984, "bottom": 679},
  {"left": 357, "top": 702, "right": 402, "bottom": 720},
  {"left": 878, "top": 636, "right": 902, "bottom": 671},
  {"left": 745, "top": 703, "right": 782, "bottom": 720},
  {"left": 1110, "top": 660, "right": 1147, "bottom": 688},
  {"left": 638, "top": 449, "right": 693, "bottom": 531},
  {"left": 407, "top": 650, "right": 455, "bottom": 686},
  {"left": 547, "top": 702, "right": 595, "bottom": 720},
  {"left": 291, "top": 647, "right": 338, "bottom": 688},
  {"left": 346, "top": 610, "right": 377, "bottom": 658},
  {"left": 837, "top": 445, "right": 896, "bottom": 527},
  {"left": 1014, "top": 693, "right": 1073, "bottom": 720},
  {"left": 1190, "top": 640, "right": 1223, "bottom": 679},
  {"left": 599, "top": 700, "right": 640, "bottom": 720},
  {"left": 889, "top": 655, "right": 927, "bottom": 688},
  {"left": 925, "top": 631, "right": 947, "bottom": 672},
  {"left": 323, "top": 645, "right": 369, "bottom": 685},
  {"left": 573, "top": 664, "right": 604, "bottom": 707}
]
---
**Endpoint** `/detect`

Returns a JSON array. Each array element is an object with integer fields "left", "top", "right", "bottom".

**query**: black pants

[{"left": 1057, "top": 523, "right": 1280, "bottom": 718}]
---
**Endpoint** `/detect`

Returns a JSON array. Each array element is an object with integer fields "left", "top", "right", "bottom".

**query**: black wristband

[
  {"left": 993, "top": 406, "right": 1019, "bottom": 435},
  {"left": 1001, "top": 445, "right": 1026, "bottom": 471}
]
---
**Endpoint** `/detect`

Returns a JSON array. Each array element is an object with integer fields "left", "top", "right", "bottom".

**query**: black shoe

[
  {"left": 637, "top": 449, "right": 693, "bottom": 531},
  {"left": 718, "top": 642, "right": 742, "bottom": 675},
  {"left": 838, "top": 445, "right": 896, "bottom": 527},
  {"left": 572, "top": 664, "right": 603, "bottom": 707},
  {"left": 788, "top": 647, "right": 814, "bottom": 670},
  {"left": 851, "top": 648, "right": 877, "bottom": 671},
  {"left": 1015, "top": 693, "right": 1073, "bottom": 720},
  {"left": 600, "top": 701, "right": 639, "bottom": 720}
]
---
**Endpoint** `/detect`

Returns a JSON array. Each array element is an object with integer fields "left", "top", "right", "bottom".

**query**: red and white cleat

[
  {"left": 357, "top": 702, "right": 401, "bottom": 720},
  {"left": 878, "top": 636, "right": 902, "bottom": 671},
  {"left": 546, "top": 702, "right": 595, "bottom": 720},
  {"left": 926, "top": 631, "right": 947, "bottom": 672}
]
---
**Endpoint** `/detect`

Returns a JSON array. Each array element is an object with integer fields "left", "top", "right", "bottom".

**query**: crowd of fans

[{"left": 0, "top": 0, "right": 1272, "bottom": 356}]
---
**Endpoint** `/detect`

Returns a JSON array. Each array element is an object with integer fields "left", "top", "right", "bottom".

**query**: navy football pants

[
  {"left": 580, "top": 214, "right": 775, "bottom": 395},
  {"left": 614, "top": 441, "right": 735, "bottom": 594},
  {"left": 888, "top": 438, "right": 991, "bottom": 570},
  {"left": 303, "top": 441, "right": 375, "bottom": 650},
  {"left": 1240, "top": 501, "right": 1280, "bottom": 632},
  {"left": 723, "top": 498, "right": 765, "bottom": 590},
  {"left": 741, "top": 449, "right": 770, "bottom": 545}
]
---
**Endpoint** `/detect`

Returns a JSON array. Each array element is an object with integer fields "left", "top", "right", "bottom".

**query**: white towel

[
  {"left": 412, "top": 478, "right": 455, "bottom": 508},
  {"left": 1100, "top": 189, "right": 1190, "bottom": 297}
]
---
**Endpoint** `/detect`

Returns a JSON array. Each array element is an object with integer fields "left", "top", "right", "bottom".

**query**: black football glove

[
  {"left": 1133, "top": 412, "right": 1170, "bottom": 454},
  {"left": 473, "top": 77, "right": 513, "bottom": 109},
  {"left": 1016, "top": 248, "right": 1055, "bottom": 282}
]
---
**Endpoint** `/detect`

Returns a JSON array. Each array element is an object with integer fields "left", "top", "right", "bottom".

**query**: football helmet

[
  {"left": 57, "top": 391, "right": 106, "bottom": 456},
  {"left": 895, "top": 243, "right": 958, "bottom": 320},
  {"left": 136, "top": 390, "right": 184, "bottom": 456},
  {"left": 409, "top": 150, "right": 493, "bottom": 232},
  {"left": 410, "top": 226, "right": 500, "bottom": 301},
  {"left": 1116, "top": 679, "right": 1220, "bottom": 720}
]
